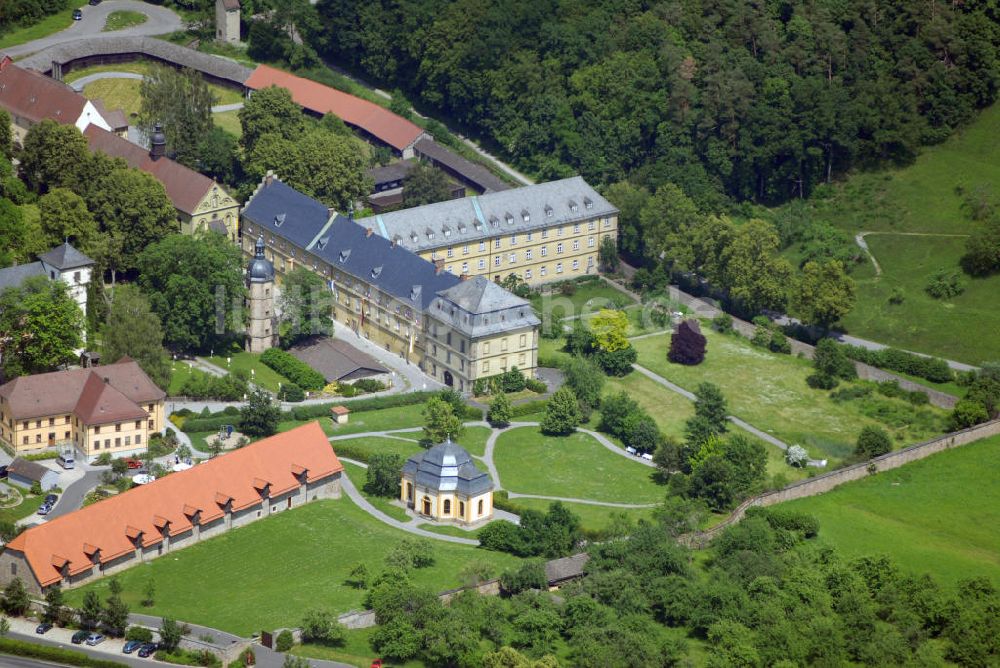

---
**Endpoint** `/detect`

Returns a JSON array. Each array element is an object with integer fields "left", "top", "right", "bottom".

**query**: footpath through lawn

[
  {"left": 781, "top": 434, "right": 1000, "bottom": 585},
  {"left": 65, "top": 496, "right": 520, "bottom": 635}
]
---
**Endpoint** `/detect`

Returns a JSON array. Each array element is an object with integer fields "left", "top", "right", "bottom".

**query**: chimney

[
  {"left": 149, "top": 123, "right": 166, "bottom": 161},
  {"left": 433, "top": 257, "right": 445, "bottom": 274},
  {"left": 365, "top": 227, "right": 373, "bottom": 238},
  {"left": 460, "top": 273, "right": 470, "bottom": 281},
  {"left": 264, "top": 170, "right": 274, "bottom": 187}
]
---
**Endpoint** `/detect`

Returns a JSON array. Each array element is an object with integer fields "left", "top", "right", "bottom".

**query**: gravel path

[{"left": 3, "top": 0, "right": 183, "bottom": 58}]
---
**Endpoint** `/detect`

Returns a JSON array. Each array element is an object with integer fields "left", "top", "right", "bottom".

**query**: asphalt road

[
  {"left": 2, "top": 0, "right": 183, "bottom": 58},
  {"left": 45, "top": 468, "right": 104, "bottom": 520},
  {"left": 5, "top": 629, "right": 153, "bottom": 667}
]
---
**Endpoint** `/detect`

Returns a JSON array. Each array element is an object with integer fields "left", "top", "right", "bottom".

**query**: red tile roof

[
  {"left": 6, "top": 422, "right": 342, "bottom": 587},
  {"left": 245, "top": 65, "right": 425, "bottom": 152},
  {"left": 82, "top": 125, "right": 218, "bottom": 215},
  {"left": 0, "top": 58, "right": 86, "bottom": 126},
  {"left": 0, "top": 358, "right": 165, "bottom": 422}
]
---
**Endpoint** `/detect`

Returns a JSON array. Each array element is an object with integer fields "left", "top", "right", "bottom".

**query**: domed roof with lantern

[{"left": 247, "top": 235, "right": 274, "bottom": 283}]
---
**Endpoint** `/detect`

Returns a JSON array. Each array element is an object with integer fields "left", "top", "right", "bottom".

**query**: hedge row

[
  {"left": 510, "top": 400, "right": 548, "bottom": 418},
  {"left": 260, "top": 348, "right": 326, "bottom": 390},
  {"left": 181, "top": 414, "right": 240, "bottom": 433},
  {"left": 0, "top": 639, "right": 125, "bottom": 668},
  {"left": 841, "top": 344, "right": 953, "bottom": 384},
  {"left": 287, "top": 391, "right": 439, "bottom": 420}
]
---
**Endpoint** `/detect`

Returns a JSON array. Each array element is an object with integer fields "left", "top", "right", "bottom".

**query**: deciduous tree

[
  {"left": 422, "top": 396, "right": 463, "bottom": 443},
  {"left": 18, "top": 120, "right": 90, "bottom": 193},
  {"left": 277, "top": 267, "right": 333, "bottom": 347},
  {"left": 139, "top": 65, "right": 215, "bottom": 167},
  {"left": 240, "top": 388, "right": 281, "bottom": 438},
  {"left": 37, "top": 188, "right": 99, "bottom": 257},
  {"left": 668, "top": 319, "right": 707, "bottom": 365},
  {"left": 101, "top": 285, "right": 171, "bottom": 389},
  {"left": 541, "top": 386, "right": 581, "bottom": 435},
  {"left": 365, "top": 453, "right": 404, "bottom": 497},
  {"left": 0, "top": 276, "right": 83, "bottom": 377},
  {"left": 403, "top": 162, "right": 453, "bottom": 207},
  {"left": 790, "top": 260, "right": 856, "bottom": 328},
  {"left": 238, "top": 85, "right": 305, "bottom": 153}
]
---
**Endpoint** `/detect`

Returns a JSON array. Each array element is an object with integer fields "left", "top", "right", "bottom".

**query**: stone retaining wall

[{"left": 680, "top": 418, "right": 1000, "bottom": 547}]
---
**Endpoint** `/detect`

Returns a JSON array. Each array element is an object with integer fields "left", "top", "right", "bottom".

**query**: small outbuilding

[
  {"left": 330, "top": 406, "right": 350, "bottom": 425},
  {"left": 7, "top": 457, "right": 59, "bottom": 491},
  {"left": 401, "top": 439, "right": 493, "bottom": 526}
]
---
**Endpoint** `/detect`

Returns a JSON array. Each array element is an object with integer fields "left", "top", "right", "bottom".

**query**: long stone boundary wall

[
  {"left": 667, "top": 286, "right": 959, "bottom": 409},
  {"left": 679, "top": 418, "right": 1000, "bottom": 548}
]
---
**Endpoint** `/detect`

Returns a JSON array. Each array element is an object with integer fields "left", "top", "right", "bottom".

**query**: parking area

[{"left": 7, "top": 615, "right": 158, "bottom": 662}]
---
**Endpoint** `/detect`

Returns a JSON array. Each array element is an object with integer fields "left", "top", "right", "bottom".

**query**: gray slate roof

[
  {"left": 403, "top": 440, "right": 493, "bottom": 497},
  {"left": 430, "top": 276, "right": 539, "bottom": 338},
  {"left": 289, "top": 337, "right": 388, "bottom": 382},
  {"left": 17, "top": 37, "right": 253, "bottom": 86},
  {"left": 355, "top": 176, "right": 617, "bottom": 254},
  {"left": 39, "top": 242, "right": 93, "bottom": 270},
  {"left": 242, "top": 179, "right": 333, "bottom": 251},
  {"left": 413, "top": 137, "right": 510, "bottom": 193},
  {"left": 367, "top": 160, "right": 416, "bottom": 187},
  {"left": 0, "top": 262, "right": 46, "bottom": 292},
  {"left": 7, "top": 457, "right": 54, "bottom": 483}
]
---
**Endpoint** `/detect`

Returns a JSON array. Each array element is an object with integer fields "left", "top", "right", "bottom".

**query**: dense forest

[{"left": 314, "top": 0, "right": 999, "bottom": 207}]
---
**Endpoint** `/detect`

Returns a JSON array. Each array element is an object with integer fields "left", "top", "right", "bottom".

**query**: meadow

[{"left": 782, "top": 434, "right": 1000, "bottom": 585}]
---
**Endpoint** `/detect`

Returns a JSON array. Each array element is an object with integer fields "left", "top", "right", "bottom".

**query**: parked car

[
  {"left": 370, "top": 661, "right": 383, "bottom": 668},
  {"left": 0, "top": 465, "right": 7, "bottom": 478},
  {"left": 72, "top": 8, "right": 82, "bottom": 19},
  {"left": 35, "top": 622, "right": 52, "bottom": 634},
  {"left": 85, "top": 632, "right": 105, "bottom": 646},
  {"left": 122, "top": 640, "right": 142, "bottom": 653},
  {"left": 71, "top": 630, "right": 89, "bottom": 644},
  {"left": 124, "top": 457, "right": 143, "bottom": 469},
  {"left": 44, "top": 493, "right": 58, "bottom": 505},
  {"left": 36, "top": 503, "right": 52, "bottom": 516},
  {"left": 89, "top": 0, "right": 101, "bottom": 4},
  {"left": 137, "top": 643, "right": 158, "bottom": 658},
  {"left": 57, "top": 453, "right": 75, "bottom": 469},
  {"left": 640, "top": 452, "right": 654, "bottom": 462}
]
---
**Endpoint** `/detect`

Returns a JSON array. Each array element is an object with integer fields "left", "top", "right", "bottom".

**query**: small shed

[
  {"left": 7, "top": 457, "right": 60, "bottom": 491},
  {"left": 330, "top": 405, "right": 350, "bottom": 425}
]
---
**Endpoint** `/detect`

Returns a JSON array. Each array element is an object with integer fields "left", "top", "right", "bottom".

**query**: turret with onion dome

[{"left": 245, "top": 235, "right": 276, "bottom": 352}]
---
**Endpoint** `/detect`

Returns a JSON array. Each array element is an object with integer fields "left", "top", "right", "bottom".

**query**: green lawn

[
  {"left": 508, "top": 497, "right": 656, "bottom": 534},
  {"left": 102, "top": 10, "right": 147, "bottom": 31},
  {"left": 213, "top": 109, "right": 242, "bottom": 138},
  {"left": 493, "top": 427, "right": 664, "bottom": 504},
  {"left": 205, "top": 352, "right": 291, "bottom": 393},
  {"left": 601, "top": 372, "right": 692, "bottom": 441},
  {"left": 326, "top": 405, "right": 426, "bottom": 436},
  {"left": 167, "top": 363, "right": 214, "bottom": 396},
  {"left": 782, "top": 434, "right": 1000, "bottom": 585},
  {"left": 0, "top": 491, "right": 45, "bottom": 523},
  {"left": 0, "top": 0, "right": 88, "bottom": 50},
  {"left": 530, "top": 278, "right": 635, "bottom": 322},
  {"left": 459, "top": 426, "right": 491, "bottom": 458},
  {"left": 65, "top": 496, "right": 520, "bottom": 635},
  {"left": 83, "top": 79, "right": 143, "bottom": 117},
  {"left": 537, "top": 336, "right": 572, "bottom": 368},
  {"left": 633, "top": 330, "right": 948, "bottom": 463},
  {"left": 64, "top": 61, "right": 154, "bottom": 82},
  {"left": 769, "top": 102, "right": 1000, "bottom": 364},
  {"left": 293, "top": 628, "right": 423, "bottom": 668},
  {"left": 333, "top": 435, "right": 423, "bottom": 462},
  {"left": 416, "top": 523, "right": 480, "bottom": 539},
  {"left": 342, "top": 461, "right": 410, "bottom": 522}
]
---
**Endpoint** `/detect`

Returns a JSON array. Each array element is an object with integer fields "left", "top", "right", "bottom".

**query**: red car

[
  {"left": 124, "top": 458, "right": 143, "bottom": 469},
  {"left": 370, "top": 661, "right": 383, "bottom": 668}
]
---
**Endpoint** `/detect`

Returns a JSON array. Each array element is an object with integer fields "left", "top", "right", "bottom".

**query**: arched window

[
  {"left": 443, "top": 499, "right": 451, "bottom": 515},
  {"left": 477, "top": 499, "right": 484, "bottom": 515},
  {"left": 422, "top": 496, "right": 431, "bottom": 515},
  {"left": 459, "top": 501, "right": 465, "bottom": 518}
]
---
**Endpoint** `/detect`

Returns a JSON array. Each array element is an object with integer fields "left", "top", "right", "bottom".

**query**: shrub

[
  {"left": 126, "top": 626, "right": 153, "bottom": 643},
  {"left": 593, "top": 345, "right": 637, "bottom": 376},
  {"left": 179, "top": 371, "right": 249, "bottom": 401},
  {"left": 525, "top": 377, "right": 547, "bottom": 393},
  {"left": 259, "top": 348, "right": 326, "bottom": 390},
  {"left": 925, "top": 269, "right": 966, "bottom": 299},
  {"left": 768, "top": 329, "right": 791, "bottom": 354},
  {"left": 541, "top": 386, "right": 581, "bottom": 435},
  {"left": 668, "top": 319, "right": 706, "bottom": 365},
  {"left": 806, "top": 373, "right": 839, "bottom": 390},
  {"left": 487, "top": 392, "right": 513, "bottom": 428},
  {"left": 750, "top": 326, "right": 771, "bottom": 348},
  {"left": 840, "top": 344, "right": 954, "bottom": 384},
  {"left": 500, "top": 562, "right": 547, "bottom": 594},
  {"left": 275, "top": 629, "right": 294, "bottom": 652},
  {"left": 746, "top": 506, "right": 819, "bottom": 539},
  {"left": 711, "top": 313, "right": 734, "bottom": 334},
  {"left": 813, "top": 339, "right": 857, "bottom": 380},
  {"left": 949, "top": 398, "right": 990, "bottom": 430},
  {"left": 502, "top": 367, "right": 527, "bottom": 392},
  {"left": 352, "top": 378, "right": 387, "bottom": 393},
  {"left": 277, "top": 383, "right": 305, "bottom": 402},
  {"left": 472, "top": 378, "right": 490, "bottom": 397},
  {"left": 855, "top": 425, "right": 892, "bottom": 459}
]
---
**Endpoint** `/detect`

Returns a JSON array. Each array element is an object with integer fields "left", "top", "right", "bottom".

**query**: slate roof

[
  {"left": 414, "top": 137, "right": 510, "bottom": 193},
  {"left": 0, "top": 59, "right": 87, "bottom": 125},
  {"left": 356, "top": 176, "right": 618, "bottom": 254},
  {"left": 15, "top": 37, "right": 253, "bottom": 86},
  {"left": 430, "top": 276, "right": 538, "bottom": 338},
  {"left": 0, "top": 263, "right": 46, "bottom": 292},
  {"left": 544, "top": 553, "right": 590, "bottom": 585},
  {"left": 83, "top": 125, "right": 219, "bottom": 216},
  {"left": 245, "top": 65, "right": 425, "bottom": 152},
  {"left": 289, "top": 337, "right": 388, "bottom": 382},
  {"left": 241, "top": 177, "right": 461, "bottom": 312},
  {"left": 367, "top": 160, "right": 416, "bottom": 187},
  {"left": 6, "top": 422, "right": 341, "bottom": 588},
  {"left": 39, "top": 242, "right": 94, "bottom": 270},
  {"left": 403, "top": 440, "right": 493, "bottom": 497},
  {"left": 0, "top": 358, "right": 164, "bottom": 421},
  {"left": 7, "top": 457, "right": 54, "bottom": 484}
]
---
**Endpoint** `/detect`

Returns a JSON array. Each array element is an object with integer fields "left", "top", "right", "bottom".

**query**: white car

[
  {"left": 625, "top": 446, "right": 637, "bottom": 455},
  {"left": 640, "top": 452, "right": 654, "bottom": 462}
]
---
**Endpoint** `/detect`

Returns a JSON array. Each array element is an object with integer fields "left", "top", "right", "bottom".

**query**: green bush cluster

[
  {"left": 178, "top": 371, "right": 249, "bottom": 400},
  {"left": 23, "top": 451, "right": 60, "bottom": 461},
  {"left": 352, "top": 378, "right": 387, "bottom": 393},
  {"left": 0, "top": 639, "right": 124, "bottom": 668},
  {"left": 472, "top": 367, "right": 528, "bottom": 396},
  {"left": 259, "top": 348, "right": 326, "bottom": 390},
  {"left": 525, "top": 377, "right": 547, "bottom": 393},
  {"left": 277, "top": 383, "right": 305, "bottom": 402},
  {"left": 841, "top": 344, "right": 954, "bottom": 384},
  {"left": 154, "top": 648, "right": 221, "bottom": 667}
]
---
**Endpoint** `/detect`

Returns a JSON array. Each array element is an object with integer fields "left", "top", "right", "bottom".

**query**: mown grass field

[
  {"left": 166, "top": 363, "right": 214, "bottom": 396},
  {"left": 0, "top": 491, "right": 45, "bottom": 523},
  {"left": 341, "top": 461, "right": 410, "bottom": 522},
  {"left": 459, "top": 426, "right": 492, "bottom": 458},
  {"left": 205, "top": 352, "right": 290, "bottom": 393},
  {"left": 493, "top": 426, "right": 663, "bottom": 503},
  {"left": 333, "top": 435, "right": 422, "bottom": 462},
  {"left": 529, "top": 279, "right": 635, "bottom": 321},
  {"left": 782, "top": 434, "right": 1000, "bottom": 585},
  {"left": 66, "top": 497, "right": 520, "bottom": 635},
  {"left": 773, "top": 103, "right": 1000, "bottom": 364},
  {"left": 326, "top": 405, "right": 426, "bottom": 436},
  {"left": 633, "top": 329, "right": 948, "bottom": 463}
]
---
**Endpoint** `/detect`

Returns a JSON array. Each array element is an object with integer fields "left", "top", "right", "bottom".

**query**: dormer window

[
  {"left": 568, "top": 200, "right": 578, "bottom": 212},
  {"left": 426, "top": 228, "right": 435, "bottom": 239},
  {"left": 545, "top": 205, "right": 553, "bottom": 217},
  {"left": 505, "top": 212, "right": 514, "bottom": 225},
  {"left": 521, "top": 209, "right": 530, "bottom": 222},
  {"left": 339, "top": 249, "right": 351, "bottom": 263},
  {"left": 316, "top": 236, "right": 329, "bottom": 250},
  {"left": 458, "top": 222, "right": 466, "bottom": 233},
  {"left": 410, "top": 232, "right": 419, "bottom": 243},
  {"left": 410, "top": 285, "right": 422, "bottom": 301},
  {"left": 490, "top": 216, "right": 500, "bottom": 228},
  {"left": 443, "top": 226, "right": 451, "bottom": 237},
  {"left": 371, "top": 266, "right": 383, "bottom": 279},
  {"left": 584, "top": 196, "right": 593, "bottom": 209},
  {"left": 474, "top": 220, "right": 483, "bottom": 231},
  {"left": 274, "top": 213, "right": 286, "bottom": 227}
]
